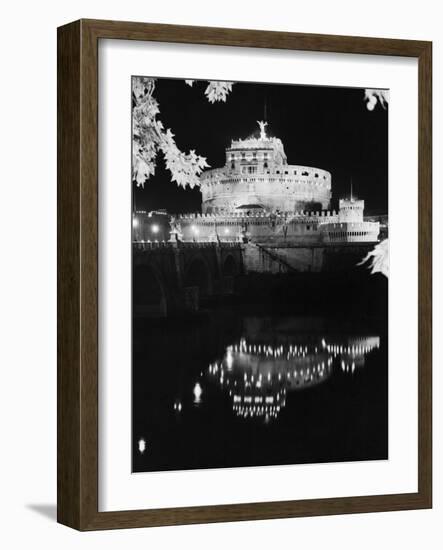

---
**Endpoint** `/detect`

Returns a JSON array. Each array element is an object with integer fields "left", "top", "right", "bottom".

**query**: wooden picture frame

[{"left": 57, "top": 19, "right": 432, "bottom": 530}]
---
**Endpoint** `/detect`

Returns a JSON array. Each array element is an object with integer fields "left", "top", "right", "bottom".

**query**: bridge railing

[
  {"left": 133, "top": 240, "right": 170, "bottom": 250},
  {"left": 133, "top": 240, "right": 243, "bottom": 251}
]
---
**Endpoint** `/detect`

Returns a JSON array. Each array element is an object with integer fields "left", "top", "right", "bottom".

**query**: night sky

[{"left": 134, "top": 78, "right": 388, "bottom": 215}]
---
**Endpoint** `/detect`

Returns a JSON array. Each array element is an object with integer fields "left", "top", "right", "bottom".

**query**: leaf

[
  {"left": 204, "top": 81, "right": 234, "bottom": 103},
  {"left": 132, "top": 75, "right": 211, "bottom": 189},
  {"left": 364, "top": 89, "right": 389, "bottom": 111},
  {"left": 358, "top": 239, "right": 389, "bottom": 278}
]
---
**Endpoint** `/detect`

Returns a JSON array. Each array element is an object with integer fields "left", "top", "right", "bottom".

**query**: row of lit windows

[
  {"left": 227, "top": 165, "right": 328, "bottom": 179},
  {"left": 229, "top": 151, "right": 268, "bottom": 161}
]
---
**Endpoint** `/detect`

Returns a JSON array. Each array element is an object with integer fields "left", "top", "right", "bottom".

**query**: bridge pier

[{"left": 133, "top": 242, "right": 244, "bottom": 317}]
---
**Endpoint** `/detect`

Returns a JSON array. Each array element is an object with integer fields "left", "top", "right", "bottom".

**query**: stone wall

[
  {"left": 242, "top": 243, "right": 377, "bottom": 274},
  {"left": 201, "top": 166, "right": 331, "bottom": 213},
  {"left": 178, "top": 211, "right": 339, "bottom": 245}
]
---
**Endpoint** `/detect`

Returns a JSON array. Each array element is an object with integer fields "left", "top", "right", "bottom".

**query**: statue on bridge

[{"left": 168, "top": 215, "right": 183, "bottom": 243}]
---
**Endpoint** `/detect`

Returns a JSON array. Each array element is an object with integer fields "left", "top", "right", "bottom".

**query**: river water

[{"left": 133, "top": 311, "right": 388, "bottom": 472}]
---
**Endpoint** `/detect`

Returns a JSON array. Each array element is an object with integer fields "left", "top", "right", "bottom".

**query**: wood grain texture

[
  {"left": 57, "top": 20, "right": 81, "bottom": 529},
  {"left": 417, "top": 42, "right": 432, "bottom": 506},
  {"left": 57, "top": 19, "right": 432, "bottom": 531},
  {"left": 82, "top": 18, "right": 429, "bottom": 56}
]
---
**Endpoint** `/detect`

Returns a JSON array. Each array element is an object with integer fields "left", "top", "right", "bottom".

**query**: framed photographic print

[{"left": 57, "top": 19, "right": 432, "bottom": 530}]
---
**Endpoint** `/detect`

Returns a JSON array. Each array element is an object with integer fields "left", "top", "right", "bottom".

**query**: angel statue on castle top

[{"left": 257, "top": 120, "right": 268, "bottom": 139}]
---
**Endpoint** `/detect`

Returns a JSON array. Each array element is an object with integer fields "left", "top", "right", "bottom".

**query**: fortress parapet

[
  {"left": 176, "top": 210, "right": 340, "bottom": 244},
  {"left": 176, "top": 199, "right": 379, "bottom": 245}
]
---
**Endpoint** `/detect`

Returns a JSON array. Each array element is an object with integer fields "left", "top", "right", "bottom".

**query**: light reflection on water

[
  {"left": 203, "top": 335, "right": 380, "bottom": 421},
  {"left": 133, "top": 313, "right": 387, "bottom": 472}
]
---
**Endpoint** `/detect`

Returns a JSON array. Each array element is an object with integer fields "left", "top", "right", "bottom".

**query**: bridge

[
  {"left": 133, "top": 239, "right": 378, "bottom": 317},
  {"left": 133, "top": 241, "right": 244, "bottom": 317}
]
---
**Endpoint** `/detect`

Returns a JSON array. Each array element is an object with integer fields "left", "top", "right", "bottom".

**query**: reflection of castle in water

[{"left": 205, "top": 335, "right": 380, "bottom": 421}]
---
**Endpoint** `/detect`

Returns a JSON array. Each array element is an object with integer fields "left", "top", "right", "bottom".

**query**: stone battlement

[{"left": 177, "top": 210, "right": 338, "bottom": 221}]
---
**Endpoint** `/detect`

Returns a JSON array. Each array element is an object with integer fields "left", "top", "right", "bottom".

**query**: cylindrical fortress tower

[
  {"left": 200, "top": 121, "right": 332, "bottom": 214},
  {"left": 338, "top": 198, "right": 365, "bottom": 222}
]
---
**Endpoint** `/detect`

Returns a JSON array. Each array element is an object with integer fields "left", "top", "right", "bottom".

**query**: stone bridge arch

[
  {"left": 133, "top": 263, "right": 168, "bottom": 318},
  {"left": 221, "top": 252, "right": 238, "bottom": 277},
  {"left": 184, "top": 254, "right": 213, "bottom": 298},
  {"left": 133, "top": 243, "right": 244, "bottom": 316}
]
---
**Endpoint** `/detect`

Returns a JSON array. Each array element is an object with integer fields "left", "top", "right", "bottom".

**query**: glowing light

[
  {"left": 138, "top": 438, "right": 146, "bottom": 454},
  {"left": 193, "top": 382, "right": 203, "bottom": 403},
  {"left": 151, "top": 224, "right": 159, "bottom": 233},
  {"left": 224, "top": 228, "right": 229, "bottom": 234},
  {"left": 132, "top": 217, "right": 139, "bottom": 228},
  {"left": 191, "top": 225, "right": 199, "bottom": 235}
]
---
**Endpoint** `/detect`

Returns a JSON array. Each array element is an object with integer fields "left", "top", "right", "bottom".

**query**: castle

[{"left": 170, "top": 121, "right": 380, "bottom": 246}]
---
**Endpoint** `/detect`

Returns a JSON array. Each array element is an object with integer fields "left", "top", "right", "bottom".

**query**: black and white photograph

[
  {"left": 0, "top": 0, "right": 438, "bottom": 542},
  {"left": 131, "top": 76, "right": 389, "bottom": 473}
]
